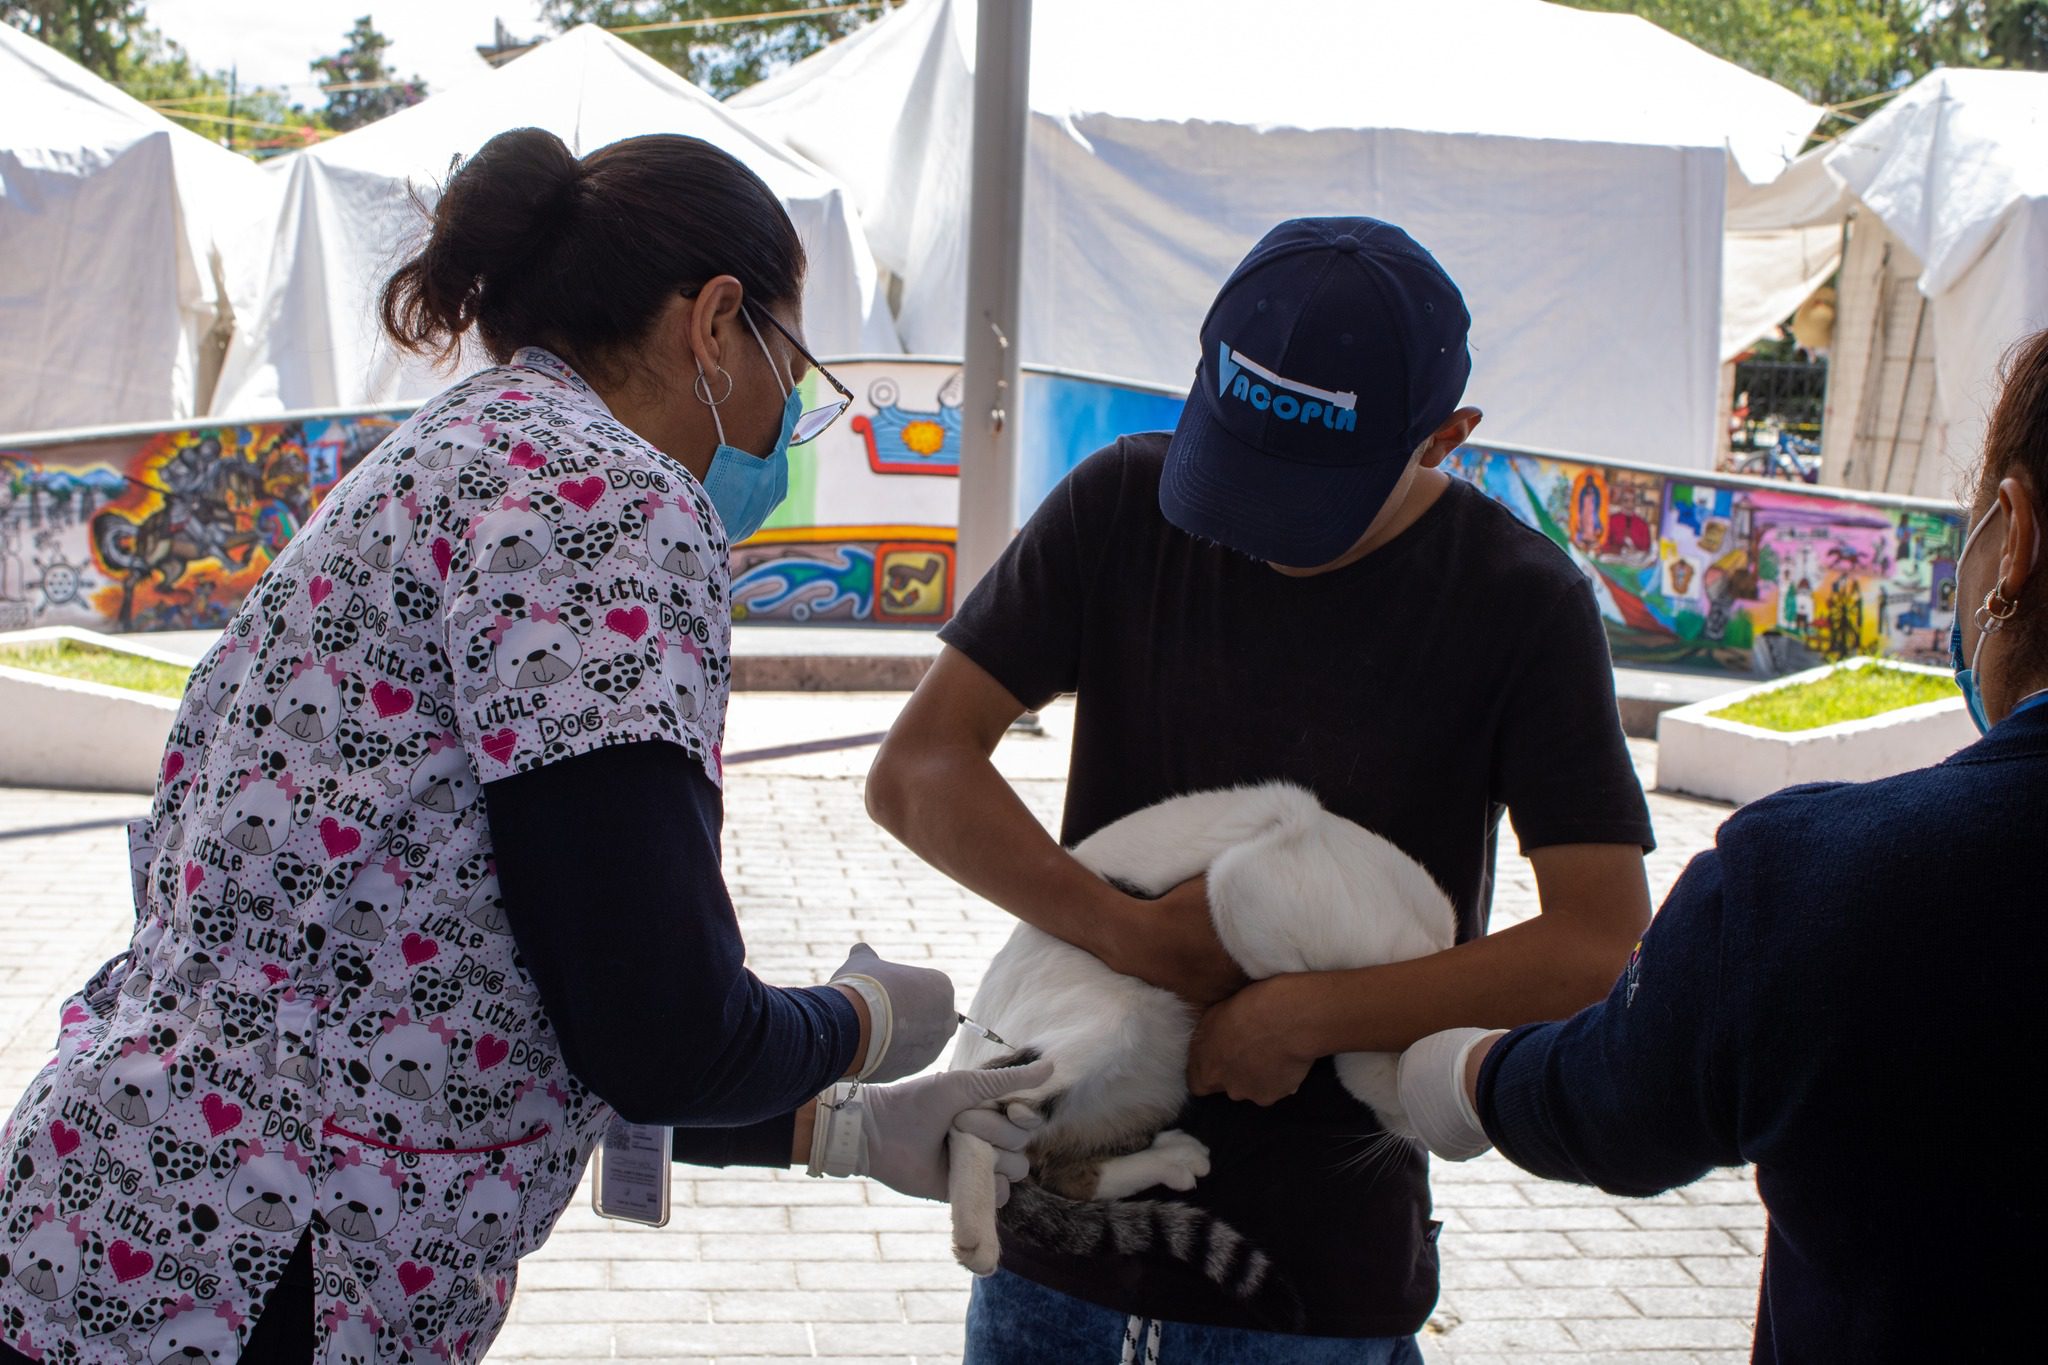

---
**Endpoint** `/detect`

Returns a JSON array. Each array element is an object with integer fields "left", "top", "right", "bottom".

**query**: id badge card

[{"left": 592, "top": 1117, "right": 671, "bottom": 1226}]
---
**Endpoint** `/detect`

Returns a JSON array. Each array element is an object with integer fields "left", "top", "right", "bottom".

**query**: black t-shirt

[{"left": 939, "top": 433, "right": 1655, "bottom": 1337}]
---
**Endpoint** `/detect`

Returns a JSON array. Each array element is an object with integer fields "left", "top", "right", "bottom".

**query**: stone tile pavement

[{"left": 0, "top": 695, "right": 1762, "bottom": 1363}]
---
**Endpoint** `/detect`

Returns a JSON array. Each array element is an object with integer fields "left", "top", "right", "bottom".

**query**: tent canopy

[
  {"left": 210, "top": 24, "right": 899, "bottom": 418},
  {"left": 0, "top": 23, "right": 265, "bottom": 435},
  {"left": 737, "top": 0, "right": 1825, "bottom": 469},
  {"left": 1825, "top": 68, "right": 2048, "bottom": 464}
]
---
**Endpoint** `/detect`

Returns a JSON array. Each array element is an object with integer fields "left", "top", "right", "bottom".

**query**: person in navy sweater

[{"left": 1395, "top": 328, "right": 2048, "bottom": 1362}]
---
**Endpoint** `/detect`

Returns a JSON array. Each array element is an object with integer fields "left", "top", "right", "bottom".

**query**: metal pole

[{"left": 955, "top": 0, "right": 1032, "bottom": 598}]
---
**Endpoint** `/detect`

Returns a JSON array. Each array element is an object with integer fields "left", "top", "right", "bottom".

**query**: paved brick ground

[{"left": 0, "top": 696, "right": 1763, "bottom": 1363}]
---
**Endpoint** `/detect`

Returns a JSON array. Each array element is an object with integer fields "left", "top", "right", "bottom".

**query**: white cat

[{"left": 946, "top": 782, "right": 1456, "bottom": 1318}]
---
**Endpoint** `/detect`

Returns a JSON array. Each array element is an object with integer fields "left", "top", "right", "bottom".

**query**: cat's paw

[
  {"left": 1146, "top": 1129, "right": 1211, "bottom": 1191},
  {"left": 953, "top": 1230, "right": 1002, "bottom": 1277}
]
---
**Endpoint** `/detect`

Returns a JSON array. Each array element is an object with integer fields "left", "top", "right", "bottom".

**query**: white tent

[
  {"left": 210, "top": 24, "right": 899, "bottom": 418},
  {"left": 1818, "top": 69, "right": 2048, "bottom": 496},
  {"left": 736, "top": 0, "right": 1826, "bottom": 470},
  {"left": 0, "top": 23, "right": 266, "bottom": 435}
]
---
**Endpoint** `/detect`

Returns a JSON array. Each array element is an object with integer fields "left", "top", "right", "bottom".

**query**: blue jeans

[{"left": 964, "top": 1269, "right": 1425, "bottom": 1365}]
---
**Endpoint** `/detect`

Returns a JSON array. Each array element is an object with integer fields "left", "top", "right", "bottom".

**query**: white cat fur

[{"left": 947, "top": 781, "right": 1456, "bottom": 1276}]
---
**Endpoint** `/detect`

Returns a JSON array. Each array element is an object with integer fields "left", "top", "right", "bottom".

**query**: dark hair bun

[{"left": 380, "top": 127, "right": 806, "bottom": 370}]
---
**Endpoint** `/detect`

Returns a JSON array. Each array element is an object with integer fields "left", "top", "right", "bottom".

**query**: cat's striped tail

[{"left": 994, "top": 1184, "right": 1306, "bottom": 1330}]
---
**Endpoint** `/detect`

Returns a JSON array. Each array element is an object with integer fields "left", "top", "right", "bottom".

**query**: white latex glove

[
  {"left": 1396, "top": 1027, "right": 1505, "bottom": 1162},
  {"left": 810, "top": 1059, "right": 1054, "bottom": 1201},
  {"left": 827, "top": 943, "right": 957, "bottom": 1082}
]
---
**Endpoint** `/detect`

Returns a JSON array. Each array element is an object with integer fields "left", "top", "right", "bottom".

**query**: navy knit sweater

[{"left": 1477, "top": 703, "right": 2045, "bottom": 1363}]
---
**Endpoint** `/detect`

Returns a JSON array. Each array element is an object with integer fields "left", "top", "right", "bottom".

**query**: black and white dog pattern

[{"left": 0, "top": 347, "right": 730, "bottom": 1364}]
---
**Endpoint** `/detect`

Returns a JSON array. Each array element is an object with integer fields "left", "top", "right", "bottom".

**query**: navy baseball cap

[{"left": 1160, "top": 217, "right": 1472, "bottom": 567}]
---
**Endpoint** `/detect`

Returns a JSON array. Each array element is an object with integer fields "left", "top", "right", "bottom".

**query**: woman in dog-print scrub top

[{"left": 0, "top": 131, "right": 1040, "bottom": 1365}]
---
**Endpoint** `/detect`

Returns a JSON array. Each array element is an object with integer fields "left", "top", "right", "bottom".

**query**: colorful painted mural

[
  {"left": 1441, "top": 446, "right": 1963, "bottom": 674},
  {"left": 0, "top": 359, "right": 1968, "bottom": 678},
  {"left": 0, "top": 413, "right": 402, "bottom": 634}
]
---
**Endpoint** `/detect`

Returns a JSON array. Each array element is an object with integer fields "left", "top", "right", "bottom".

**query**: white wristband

[
  {"left": 829, "top": 974, "right": 892, "bottom": 1080},
  {"left": 1397, "top": 1027, "right": 1503, "bottom": 1162},
  {"left": 806, "top": 1081, "right": 868, "bottom": 1178}
]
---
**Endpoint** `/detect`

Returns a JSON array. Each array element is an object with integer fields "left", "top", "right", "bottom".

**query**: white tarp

[
  {"left": 210, "top": 24, "right": 899, "bottom": 417},
  {"left": 1723, "top": 152, "right": 1847, "bottom": 361},
  {"left": 1823, "top": 69, "right": 2048, "bottom": 468},
  {"left": 736, "top": 0, "right": 1824, "bottom": 469},
  {"left": 0, "top": 24, "right": 265, "bottom": 435}
]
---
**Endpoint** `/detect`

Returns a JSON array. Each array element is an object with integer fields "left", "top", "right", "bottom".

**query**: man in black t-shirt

[{"left": 868, "top": 217, "right": 1656, "bottom": 1362}]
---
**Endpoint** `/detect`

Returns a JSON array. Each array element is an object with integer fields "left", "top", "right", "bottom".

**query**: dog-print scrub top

[{"left": 0, "top": 348, "right": 730, "bottom": 1364}]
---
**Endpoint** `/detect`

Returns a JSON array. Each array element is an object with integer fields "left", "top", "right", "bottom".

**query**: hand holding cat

[
  {"left": 1103, "top": 875, "right": 1248, "bottom": 1007},
  {"left": 1186, "top": 976, "right": 1318, "bottom": 1105},
  {"left": 813, "top": 1059, "right": 1053, "bottom": 1200}
]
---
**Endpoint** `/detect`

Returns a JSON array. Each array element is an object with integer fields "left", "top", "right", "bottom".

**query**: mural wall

[
  {"left": 1441, "top": 447, "right": 1962, "bottom": 674},
  {"left": 0, "top": 413, "right": 401, "bottom": 634},
  {"left": 1, "top": 359, "right": 1965, "bottom": 677}
]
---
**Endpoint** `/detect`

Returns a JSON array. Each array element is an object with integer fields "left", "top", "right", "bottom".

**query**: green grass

[
  {"left": 0, "top": 639, "right": 193, "bottom": 698},
  {"left": 1713, "top": 663, "right": 1959, "bottom": 733}
]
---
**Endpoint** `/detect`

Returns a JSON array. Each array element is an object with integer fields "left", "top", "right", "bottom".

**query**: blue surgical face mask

[
  {"left": 1951, "top": 502, "right": 2002, "bottom": 734},
  {"left": 698, "top": 309, "right": 799, "bottom": 545}
]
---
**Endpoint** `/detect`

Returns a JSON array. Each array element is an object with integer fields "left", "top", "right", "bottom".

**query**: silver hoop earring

[
  {"left": 693, "top": 366, "right": 734, "bottom": 407},
  {"left": 1976, "top": 585, "right": 2021, "bottom": 634}
]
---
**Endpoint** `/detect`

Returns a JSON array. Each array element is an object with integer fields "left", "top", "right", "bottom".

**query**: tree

[
  {"left": 311, "top": 15, "right": 427, "bottom": 132},
  {"left": 1568, "top": 1, "right": 1913, "bottom": 106},
  {"left": 4, "top": 2, "right": 326, "bottom": 156},
  {"left": 1573, "top": 2, "right": 2046, "bottom": 111},
  {"left": 1910, "top": 0, "right": 2048, "bottom": 70},
  {"left": 1, "top": 0, "right": 144, "bottom": 80},
  {"left": 539, "top": 0, "right": 889, "bottom": 99}
]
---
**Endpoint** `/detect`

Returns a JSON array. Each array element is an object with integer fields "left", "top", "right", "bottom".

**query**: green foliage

[
  {"left": 311, "top": 15, "right": 427, "bottom": 132},
  {"left": 1, "top": 0, "right": 144, "bottom": 79},
  {"left": 540, "top": 0, "right": 886, "bottom": 98},
  {"left": 1568, "top": 1, "right": 1910, "bottom": 105},
  {"left": 1571, "top": 2, "right": 2046, "bottom": 129},
  {"left": 1713, "top": 662, "right": 1957, "bottom": 731},
  {"left": 1913, "top": 0, "right": 2048, "bottom": 69},
  {"left": 0, "top": 639, "right": 193, "bottom": 698},
  {"left": 3, "top": 1, "right": 327, "bottom": 156}
]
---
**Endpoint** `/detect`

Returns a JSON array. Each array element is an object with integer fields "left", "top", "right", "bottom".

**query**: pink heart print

[
  {"left": 432, "top": 537, "right": 454, "bottom": 579},
  {"left": 474, "top": 1035, "right": 509, "bottom": 1071},
  {"left": 402, "top": 933, "right": 439, "bottom": 967},
  {"left": 201, "top": 1094, "right": 243, "bottom": 1136},
  {"left": 49, "top": 1121, "right": 80, "bottom": 1156},
  {"left": 261, "top": 964, "right": 289, "bottom": 986},
  {"left": 370, "top": 680, "right": 414, "bottom": 719},
  {"left": 319, "top": 818, "right": 361, "bottom": 860},
  {"left": 605, "top": 606, "right": 649, "bottom": 642},
  {"left": 481, "top": 729, "right": 518, "bottom": 765},
  {"left": 108, "top": 1241, "right": 154, "bottom": 1283},
  {"left": 398, "top": 1262, "right": 435, "bottom": 1296},
  {"left": 60, "top": 1003, "right": 89, "bottom": 1027},
  {"left": 558, "top": 476, "right": 604, "bottom": 511},
  {"left": 184, "top": 862, "right": 205, "bottom": 894},
  {"left": 308, "top": 576, "right": 334, "bottom": 606},
  {"left": 161, "top": 751, "right": 184, "bottom": 784},
  {"left": 507, "top": 441, "right": 543, "bottom": 469}
]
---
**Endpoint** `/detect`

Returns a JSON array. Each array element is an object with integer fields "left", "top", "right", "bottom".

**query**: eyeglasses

[{"left": 751, "top": 305, "right": 853, "bottom": 446}]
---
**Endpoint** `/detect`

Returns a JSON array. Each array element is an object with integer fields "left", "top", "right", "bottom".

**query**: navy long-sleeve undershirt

[
  {"left": 1473, "top": 706, "right": 2045, "bottom": 1363},
  {"left": 484, "top": 741, "right": 859, "bottom": 1168}
]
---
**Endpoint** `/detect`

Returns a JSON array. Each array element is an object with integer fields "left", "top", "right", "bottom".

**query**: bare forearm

[
  {"left": 869, "top": 743, "right": 1122, "bottom": 954},
  {"left": 1289, "top": 911, "right": 1636, "bottom": 1055}
]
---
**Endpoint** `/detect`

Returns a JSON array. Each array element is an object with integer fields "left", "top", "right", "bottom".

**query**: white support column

[{"left": 954, "top": 0, "right": 1033, "bottom": 600}]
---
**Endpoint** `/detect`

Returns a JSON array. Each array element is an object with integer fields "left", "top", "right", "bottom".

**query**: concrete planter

[
  {"left": 1655, "top": 657, "right": 1975, "bottom": 807},
  {"left": 0, "top": 628, "right": 190, "bottom": 793}
]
